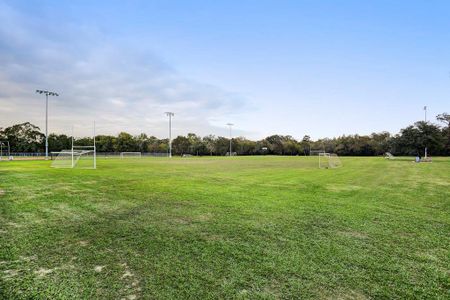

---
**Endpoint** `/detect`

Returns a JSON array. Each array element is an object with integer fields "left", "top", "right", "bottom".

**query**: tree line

[{"left": 1, "top": 113, "right": 449, "bottom": 156}]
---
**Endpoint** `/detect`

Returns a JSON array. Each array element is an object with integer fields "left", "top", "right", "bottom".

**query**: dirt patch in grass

[
  {"left": 94, "top": 265, "right": 105, "bottom": 272},
  {"left": 34, "top": 267, "right": 54, "bottom": 277},
  {"left": 170, "top": 216, "right": 192, "bottom": 225},
  {"left": 6, "top": 222, "right": 22, "bottom": 228},
  {"left": 202, "top": 233, "right": 223, "bottom": 241},
  {"left": 2, "top": 269, "right": 19, "bottom": 278},
  {"left": 119, "top": 263, "right": 141, "bottom": 300},
  {"left": 78, "top": 240, "right": 89, "bottom": 247},
  {"left": 0, "top": 189, "right": 5, "bottom": 196}
]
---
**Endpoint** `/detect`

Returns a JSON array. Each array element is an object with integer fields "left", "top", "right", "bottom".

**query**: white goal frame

[
  {"left": 319, "top": 152, "right": 342, "bottom": 169},
  {"left": 384, "top": 152, "right": 395, "bottom": 159},
  {"left": 51, "top": 123, "right": 96, "bottom": 169},
  {"left": 120, "top": 152, "right": 142, "bottom": 159}
]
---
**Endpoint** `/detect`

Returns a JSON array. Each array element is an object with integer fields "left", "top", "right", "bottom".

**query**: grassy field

[{"left": 0, "top": 156, "right": 449, "bottom": 299}]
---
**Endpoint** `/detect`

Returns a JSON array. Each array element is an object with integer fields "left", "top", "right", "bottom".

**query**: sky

[{"left": 0, "top": 0, "right": 449, "bottom": 139}]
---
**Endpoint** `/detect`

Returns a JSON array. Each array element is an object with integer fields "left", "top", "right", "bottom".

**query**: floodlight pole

[
  {"left": 226, "top": 123, "right": 234, "bottom": 156},
  {"left": 424, "top": 106, "right": 428, "bottom": 158},
  {"left": 165, "top": 112, "right": 174, "bottom": 158},
  {"left": 93, "top": 121, "right": 96, "bottom": 169},
  {"left": 36, "top": 90, "right": 59, "bottom": 160}
]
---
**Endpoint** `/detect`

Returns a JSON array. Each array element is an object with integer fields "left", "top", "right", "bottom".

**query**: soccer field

[{"left": 1, "top": 156, "right": 449, "bottom": 299}]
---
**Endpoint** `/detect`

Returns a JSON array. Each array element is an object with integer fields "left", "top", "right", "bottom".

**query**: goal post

[
  {"left": 120, "top": 152, "right": 142, "bottom": 159},
  {"left": 51, "top": 149, "right": 95, "bottom": 169},
  {"left": 50, "top": 122, "right": 96, "bottom": 169},
  {"left": 319, "top": 153, "right": 342, "bottom": 169},
  {"left": 0, "top": 140, "right": 12, "bottom": 161}
]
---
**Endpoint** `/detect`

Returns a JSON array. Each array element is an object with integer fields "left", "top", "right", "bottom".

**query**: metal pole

[
  {"left": 424, "top": 106, "right": 427, "bottom": 158},
  {"left": 45, "top": 93, "right": 48, "bottom": 160},
  {"left": 93, "top": 121, "right": 96, "bottom": 169},
  {"left": 71, "top": 126, "right": 74, "bottom": 168},
  {"left": 36, "top": 90, "right": 58, "bottom": 160},
  {"left": 229, "top": 126, "right": 232, "bottom": 155},
  {"left": 226, "top": 123, "right": 233, "bottom": 156},
  {"left": 165, "top": 112, "right": 174, "bottom": 158},
  {"left": 169, "top": 115, "right": 172, "bottom": 158}
]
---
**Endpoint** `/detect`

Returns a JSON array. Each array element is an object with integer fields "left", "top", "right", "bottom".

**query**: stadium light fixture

[
  {"left": 165, "top": 112, "right": 174, "bottom": 158},
  {"left": 226, "top": 123, "right": 234, "bottom": 156},
  {"left": 36, "top": 89, "right": 59, "bottom": 160}
]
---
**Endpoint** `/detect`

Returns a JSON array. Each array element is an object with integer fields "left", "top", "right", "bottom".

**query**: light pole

[
  {"left": 36, "top": 90, "right": 59, "bottom": 160},
  {"left": 165, "top": 112, "right": 174, "bottom": 158},
  {"left": 424, "top": 106, "right": 428, "bottom": 158},
  {"left": 226, "top": 123, "right": 234, "bottom": 156}
]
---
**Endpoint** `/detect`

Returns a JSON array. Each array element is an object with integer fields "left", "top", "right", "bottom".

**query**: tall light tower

[
  {"left": 36, "top": 90, "right": 59, "bottom": 160},
  {"left": 165, "top": 112, "right": 174, "bottom": 158},
  {"left": 424, "top": 106, "right": 428, "bottom": 158},
  {"left": 226, "top": 123, "right": 234, "bottom": 156}
]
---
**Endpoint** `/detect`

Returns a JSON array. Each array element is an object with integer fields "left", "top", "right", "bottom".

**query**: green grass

[{"left": 1, "top": 156, "right": 449, "bottom": 299}]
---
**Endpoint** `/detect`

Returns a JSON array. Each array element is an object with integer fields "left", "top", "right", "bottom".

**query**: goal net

[
  {"left": 51, "top": 148, "right": 96, "bottom": 169},
  {"left": 120, "top": 152, "right": 142, "bottom": 158},
  {"left": 319, "top": 153, "right": 342, "bottom": 169},
  {"left": 384, "top": 152, "right": 395, "bottom": 159}
]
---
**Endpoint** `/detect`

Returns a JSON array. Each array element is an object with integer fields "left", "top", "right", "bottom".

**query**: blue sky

[{"left": 0, "top": 0, "right": 449, "bottom": 139}]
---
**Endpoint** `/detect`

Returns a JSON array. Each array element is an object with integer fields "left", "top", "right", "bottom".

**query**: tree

[
  {"left": 300, "top": 135, "right": 311, "bottom": 155},
  {"left": 436, "top": 113, "right": 450, "bottom": 127},
  {"left": 135, "top": 133, "right": 150, "bottom": 153},
  {"left": 214, "top": 136, "right": 230, "bottom": 155},
  {"left": 48, "top": 134, "right": 72, "bottom": 152},
  {"left": 172, "top": 135, "right": 190, "bottom": 155},
  {"left": 96, "top": 135, "right": 116, "bottom": 152},
  {"left": 115, "top": 132, "right": 136, "bottom": 152},
  {"left": 437, "top": 113, "right": 450, "bottom": 155},
  {"left": 265, "top": 135, "right": 285, "bottom": 155},
  {"left": 394, "top": 122, "right": 445, "bottom": 156},
  {"left": 2, "top": 122, "right": 45, "bottom": 152},
  {"left": 186, "top": 133, "right": 203, "bottom": 155},
  {"left": 203, "top": 135, "right": 216, "bottom": 155}
]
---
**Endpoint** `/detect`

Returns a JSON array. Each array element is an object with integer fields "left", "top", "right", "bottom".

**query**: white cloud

[{"left": 0, "top": 2, "right": 248, "bottom": 138}]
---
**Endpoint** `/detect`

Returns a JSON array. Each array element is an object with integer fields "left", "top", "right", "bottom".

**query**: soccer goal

[
  {"left": 120, "top": 152, "right": 142, "bottom": 159},
  {"left": 51, "top": 123, "right": 97, "bottom": 169},
  {"left": 319, "top": 153, "right": 342, "bottom": 169},
  {"left": 384, "top": 152, "right": 395, "bottom": 159},
  {"left": 0, "top": 141, "right": 12, "bottom": 161},
  {"left": 51, "top": 148, "right": 96, "bottom": 169}
]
